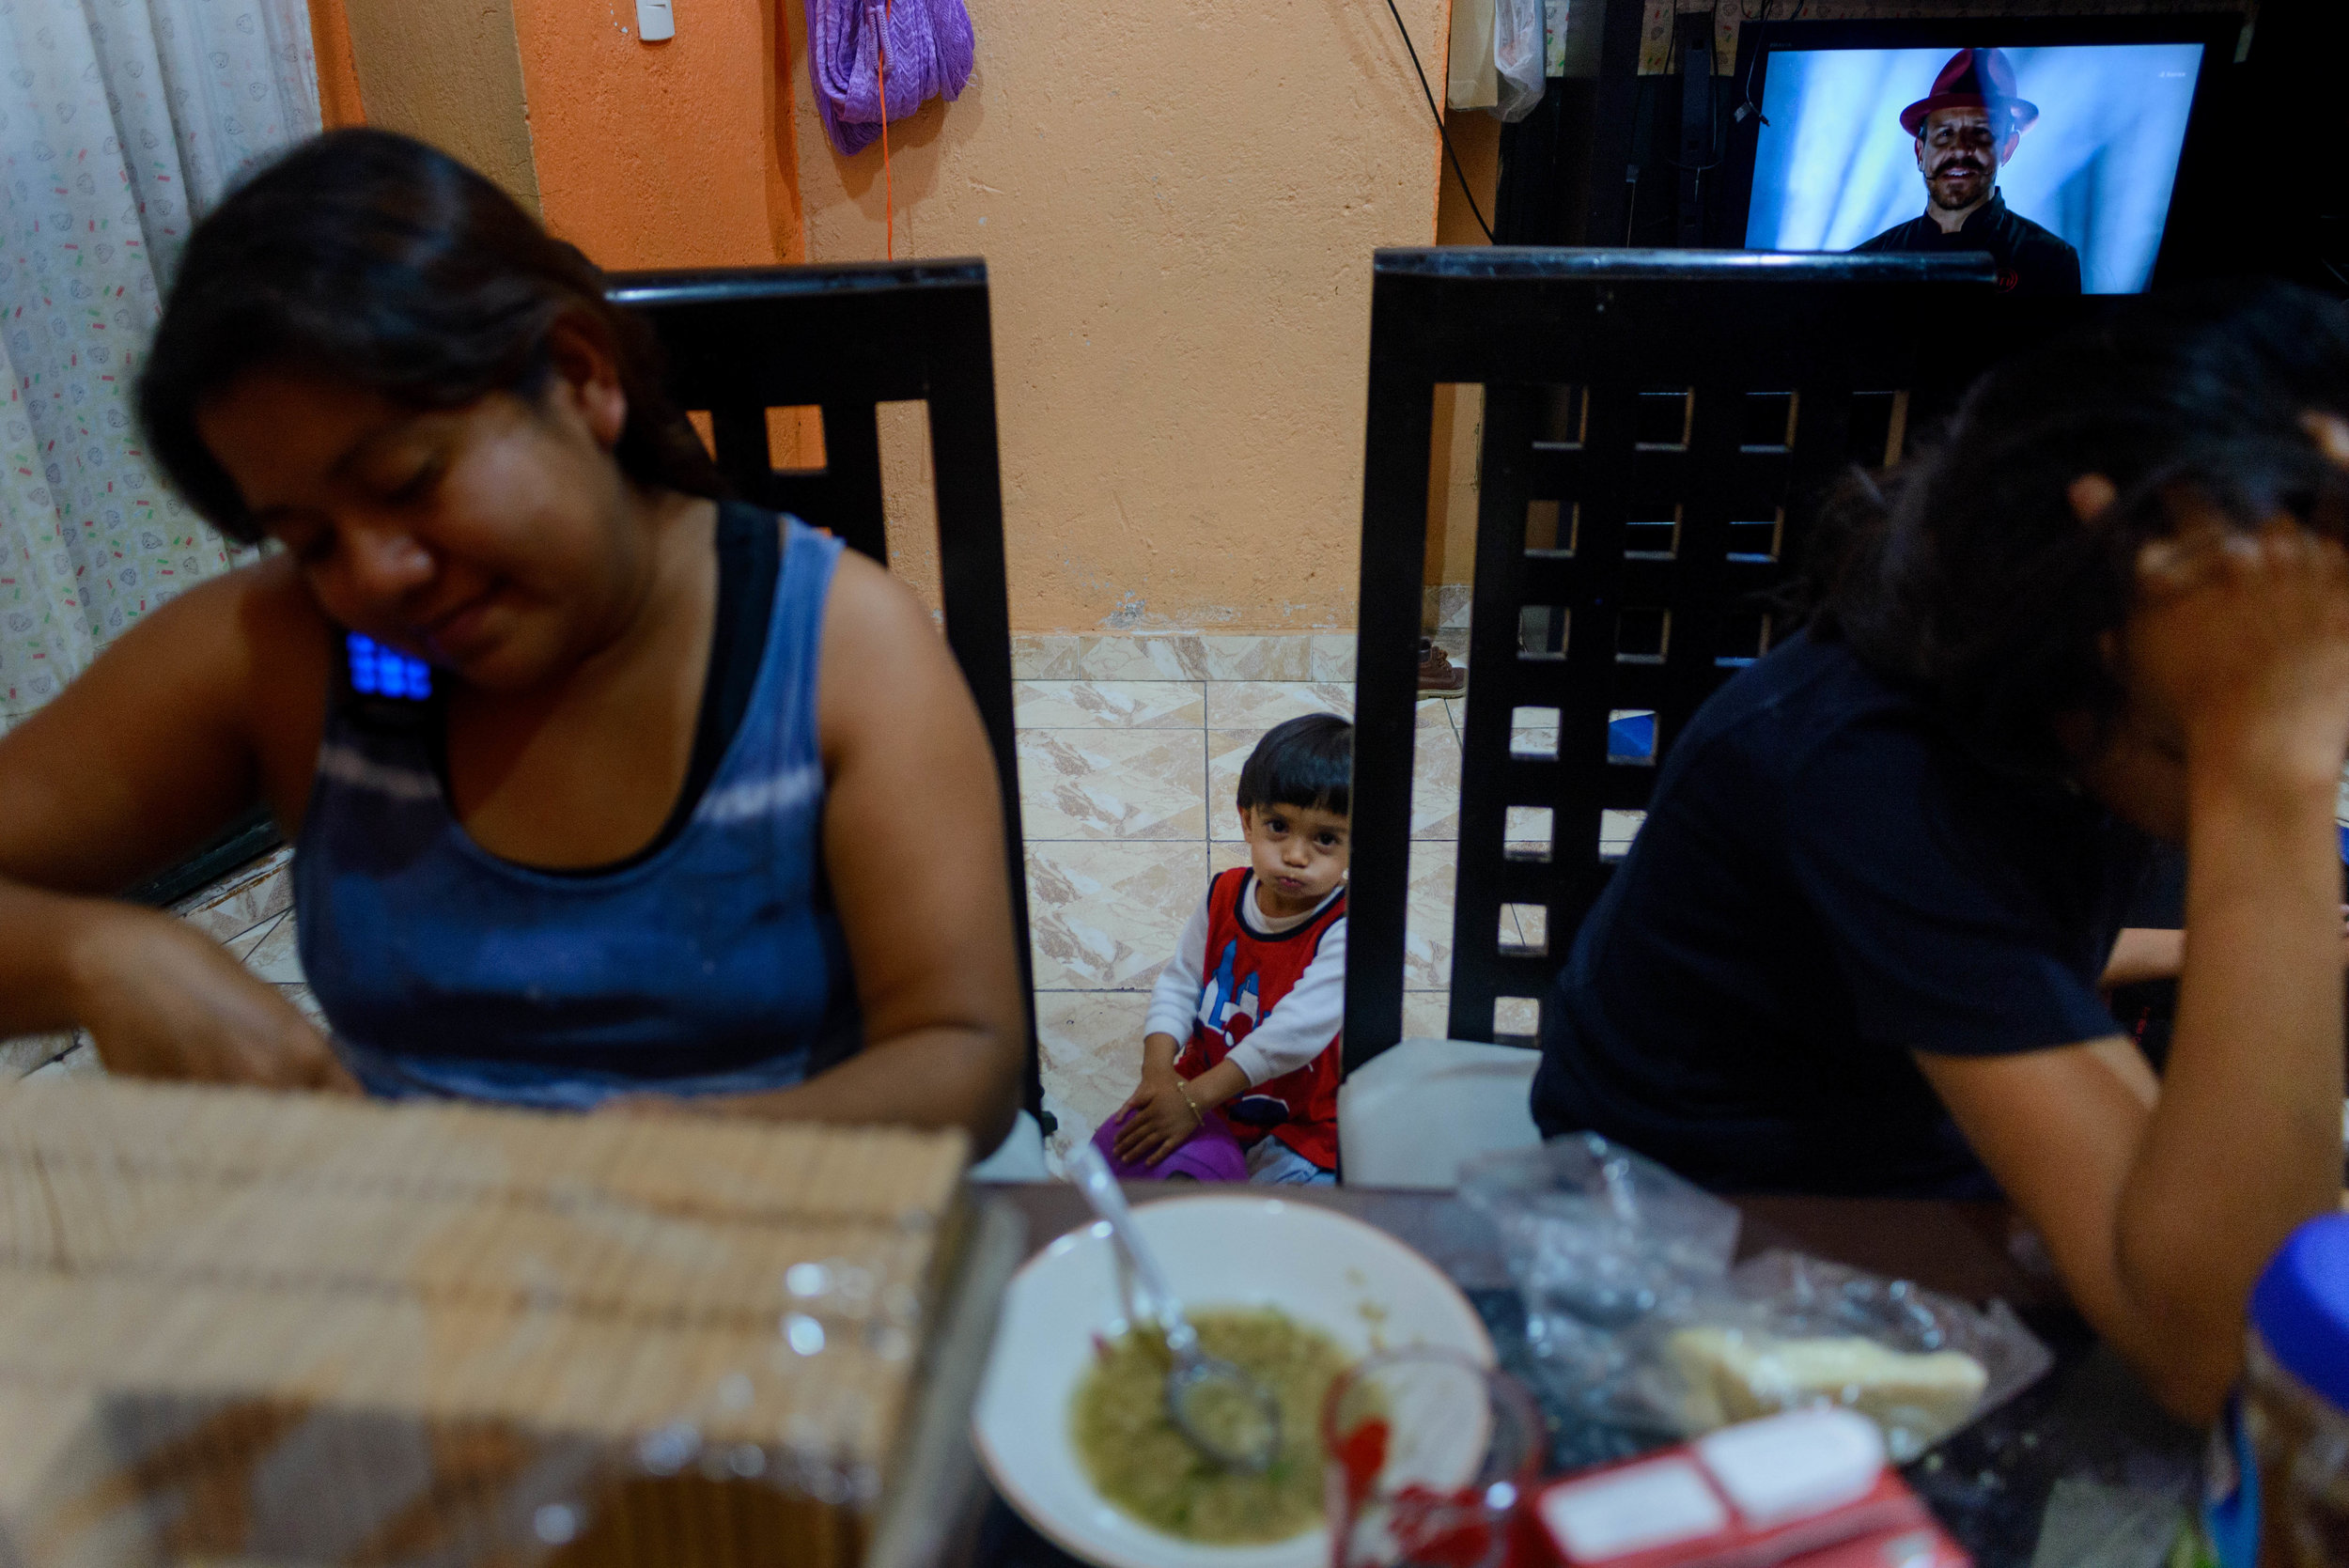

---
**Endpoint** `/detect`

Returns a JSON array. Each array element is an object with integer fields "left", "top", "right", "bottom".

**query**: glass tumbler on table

[{"left": 1325, "top": 1347, "right": 1546, "bottom": 1568}]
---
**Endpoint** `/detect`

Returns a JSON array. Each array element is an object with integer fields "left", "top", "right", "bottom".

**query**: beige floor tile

[
  {"left": 1508, "top": 699, "right": 1562, "bottom": 761},
  {"left": 223, "top": 910, "right": 285, "bottom": 962},
  {"left": 1014, "top": 679, "right": 1204, "bottom": 730},
  {"left": 1008, "top": 633, "right": 1315, "bottom": 682},
  {"left": 1493, "top": 996, "right": 1544, "bottom": 1039},
  {"left": 1599, "top": 809, "right": 1646, "bottom": 862},
  {"left": 1011, "top": 635, "right": 1206, "bottom": 680},
  {"left": 1010, "top": 635, "right": 1070, "bottom": 679},
  {"left": 1197, "top": 636, "right": 1314, "bottom": 681},
  {"left": 1205, "top": 731, "right": 1254, "bottom": 828},
  {"left": 1017, "top": 730, "right": 1206, "bottom": 840},
  {"left": 1401, "top": 991, "right": 1454, "bottom": 1040},
  {"left": 1501, "top": 901, "right": 1549, "bottom": 957},
  {"left": 243, "top": 911, "right": 305, "bottom": 985},
  {"left": 1209, "top": 840, "right": 1251, "bottom": 876},
  {"left": 25, "top": 1041, "right": 101, "bottom": 1079},
  {"left": 1370, "top": 872, "right": 1530, "bottom": 970},
  {"left": 1310, "top": 635, "right": 1357, "bottom": 683},
  {"left": 1204, "top": 680, "right": 1355, "bottom": 729},
  {"left": 1295, "top": 848, "right": 1465, "bottom": 986},
  {"left": 1410, "top": 733, "right": 1462, "bottom": 840},
  {"left": 1509, "top": 729, "right": 1561, "bottom": 761},
  {"left": 1198, "top": 681, "right": 1457, "bottom": 732},
  {"left": 172, "top": 847, "right": 294, "bottom": 944},
  {"left": 1026, "top": 840, "right": 1206, "bottom": 990},
  {"left": 1409, "top": 693, "right": 1458, "bottom": 724},
  {"left": 0, "top": 1030, "right": 78, "bottom": 1080},
  {"left": 1503, "top": 805, "right": 1553, "bottom": 854},
  {"left": 279, "top": 985, "right": 327, "bottom": 1029},
  {"left": 1037, "top": 991, "right": 1151, "bottom": 1168},
  {"left": 1404, "top": 841, "right": 1459, "bottom": 990}
]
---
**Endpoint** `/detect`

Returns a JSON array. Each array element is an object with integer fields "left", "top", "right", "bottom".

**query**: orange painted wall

[
  {"left": 507, "top": 0, "right": 802, "bottom": 274},
  {"left": 306, "top": 0, "right": 366, "bottom": 128},
  {"left": 784, "top": 0, "right": 1453, "bottom": 632},
  {"left": 1425, "top": 111, "right": 1500, "bottom": 599},
  {"left": 458, "top": 0, "right": 1453, "bottom": 631}
]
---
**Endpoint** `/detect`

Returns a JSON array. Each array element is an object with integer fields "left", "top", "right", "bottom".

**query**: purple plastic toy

[{"left": 1090, "top": 1109, "right": 1252, "bottom": 1184}]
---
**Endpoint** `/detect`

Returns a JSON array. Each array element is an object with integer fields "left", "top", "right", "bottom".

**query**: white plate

[{"left": 972, "top": 1194, "right": 1496, "bottom": 1568}]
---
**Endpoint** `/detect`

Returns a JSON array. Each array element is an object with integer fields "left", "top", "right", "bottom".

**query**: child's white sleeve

[
  {"left": 1226, "top": 917, "right": 1346, "bottom": 1086},
  {"left": 1143, "top": 893, "right": 1212, "bottom": 1044}
]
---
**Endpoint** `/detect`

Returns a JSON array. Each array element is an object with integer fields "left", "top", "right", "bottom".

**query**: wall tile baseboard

[
  {"left": 1011, "top": 633, "right": 1351, "bottom": 682},
  {"left": 1011, "top": 623, "right": 1481, "bottom": 683}
]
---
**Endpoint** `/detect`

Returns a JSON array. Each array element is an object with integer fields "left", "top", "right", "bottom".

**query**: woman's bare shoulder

[
  {"left": 147, "top": 551, "right": 334, "bottom": 713},
  {"left": 812, "top": 540, "right": 982, "bottom": 753},
  {"left": 820, "top": 539, "right": 934, "bottom": 634},
  {"left": 91, "top": 552, "right": 331, "bottom": 800},
  {"left": 817, "top": 542, "right": 948, "bottom": 677}
]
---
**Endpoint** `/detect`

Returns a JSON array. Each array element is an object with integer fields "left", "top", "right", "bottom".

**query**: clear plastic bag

[
  {"left": 1461, "top": 1135, "right": 1740, "bottom": 1434},
  {"left": 1460, "top": 1135, "right": 2052, "bottom": 1462},
  {"left": 1633, "top": 1250, "right": 2055, "bottom": 1461},
  {"left": 1493, "top": 0, "right": 1547, "bottom": 121}
]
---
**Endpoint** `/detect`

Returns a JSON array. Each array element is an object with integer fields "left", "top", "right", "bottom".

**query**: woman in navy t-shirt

[{"left": 1536, "top": 283, "right": 2349, "bottom": 1421}]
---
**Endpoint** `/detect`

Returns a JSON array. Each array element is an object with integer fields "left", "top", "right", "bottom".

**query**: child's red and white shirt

[{"left": 1143, "top": 866, "right": 1346, "bottom": 1171}]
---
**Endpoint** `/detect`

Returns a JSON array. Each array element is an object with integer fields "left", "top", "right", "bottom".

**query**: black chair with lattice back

[
  {"left": 607, "top": 260, "right": 1043, "bottom": 1126},
  {"left": 1337, "top": 249, "right": 1999, "bottom": 1187}
]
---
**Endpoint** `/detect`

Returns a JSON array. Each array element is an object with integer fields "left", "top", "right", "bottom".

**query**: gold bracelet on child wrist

[{"left": 1176, "top": 1083, "right": 1205, "bottom": 1126}]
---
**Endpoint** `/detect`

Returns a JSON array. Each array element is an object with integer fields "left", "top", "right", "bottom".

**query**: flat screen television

[{"left": 1726, "top": 16, "right": 2244, "bottom": 294}]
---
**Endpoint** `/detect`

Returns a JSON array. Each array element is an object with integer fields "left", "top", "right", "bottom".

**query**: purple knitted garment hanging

[{"left": 803, "top": 0, "right": 974, "bottom": 156}]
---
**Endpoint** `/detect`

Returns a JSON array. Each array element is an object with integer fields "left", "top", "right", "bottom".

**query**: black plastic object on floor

[{"left": 124, "top": 806, "right": 281, "bottom": 911}]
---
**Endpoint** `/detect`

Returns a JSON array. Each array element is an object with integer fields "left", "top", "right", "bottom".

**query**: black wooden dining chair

[
  {"left": 1344, "top": 249, "right": 2003, "bottom": 1080},
  {"left": 611, "top": 260, "right": 1041, "bottom": 1116}
]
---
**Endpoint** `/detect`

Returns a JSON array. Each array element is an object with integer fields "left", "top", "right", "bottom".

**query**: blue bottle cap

[{"left": 2250, "top": 1214, "right": 2349, "bottom": 1413}]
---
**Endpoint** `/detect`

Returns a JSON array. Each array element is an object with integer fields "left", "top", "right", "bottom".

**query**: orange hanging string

[{"left": 878, "top": 0, "right": 894, "bottom": 261}]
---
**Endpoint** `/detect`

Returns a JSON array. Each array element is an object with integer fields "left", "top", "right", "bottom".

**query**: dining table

[{"left": 961, "top": 1182, "right": 2206, "bottom": 1568}]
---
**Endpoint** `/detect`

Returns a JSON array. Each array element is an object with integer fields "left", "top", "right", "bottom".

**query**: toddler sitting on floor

[{"left": 1092, "top": 714, "right": 1351, "bottom": 1186}]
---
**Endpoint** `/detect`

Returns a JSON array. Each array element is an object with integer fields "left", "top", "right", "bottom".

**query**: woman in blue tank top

[{"left": 0, "top": 131, "right": 1025, "bottom": 1150}]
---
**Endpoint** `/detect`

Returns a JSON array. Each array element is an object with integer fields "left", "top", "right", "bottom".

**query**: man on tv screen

[{"left": 1853, "top": 47, "right": 2081, "bottom": 297}]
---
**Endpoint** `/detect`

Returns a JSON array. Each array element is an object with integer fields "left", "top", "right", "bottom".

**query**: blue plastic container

[{"left": 2206, "top": 1214, "right": 2349, "bottom": 1566}]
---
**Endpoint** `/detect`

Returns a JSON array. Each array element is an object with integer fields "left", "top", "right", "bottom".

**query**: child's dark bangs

[{"left": 1240, "top": 714, "right": 1354, "bottom": 818}]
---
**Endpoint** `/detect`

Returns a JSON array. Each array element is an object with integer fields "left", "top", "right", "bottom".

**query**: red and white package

[{"left": 1532, "top": 1408, "right": 1969, "bottom": 1568}]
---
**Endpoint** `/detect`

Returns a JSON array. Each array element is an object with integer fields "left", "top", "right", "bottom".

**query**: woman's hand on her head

[
  {"left": 2122, "top": 503, "right": 2349, "bottom": 788},
  {"left": 68, "top": 907, "right": 358, "bottom": 1093}
]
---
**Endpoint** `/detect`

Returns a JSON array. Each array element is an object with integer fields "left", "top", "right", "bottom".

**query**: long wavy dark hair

[
  {"left": 1802, "top": 280, "right": 2349, "bottom": 781},
  {"left": 138, "top": 129, "right": 723, "bottom": 543}
]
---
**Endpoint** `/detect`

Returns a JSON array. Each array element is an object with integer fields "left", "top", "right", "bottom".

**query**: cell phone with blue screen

[{"left": 338, "top": 631, "right": 437, "bottom": 729}]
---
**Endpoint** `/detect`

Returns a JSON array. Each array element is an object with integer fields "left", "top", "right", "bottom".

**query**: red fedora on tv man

[{"left": 1854, "top": 47, "right": 2081, "bottom": 297}]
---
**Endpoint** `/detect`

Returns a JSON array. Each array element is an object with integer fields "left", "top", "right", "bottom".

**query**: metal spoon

[{"left": 1071, "top": 1142, "right": 1283, "bottom": 1472}]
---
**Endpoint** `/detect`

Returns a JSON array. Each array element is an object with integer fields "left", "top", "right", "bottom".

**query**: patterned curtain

[{"left": 0, "top": 0, "right": 319, "bottom": 731}]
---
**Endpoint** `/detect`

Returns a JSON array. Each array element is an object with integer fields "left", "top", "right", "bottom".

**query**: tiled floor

[{"left": 1011, "top": 631, "right": 1473, "bottom": 1169}]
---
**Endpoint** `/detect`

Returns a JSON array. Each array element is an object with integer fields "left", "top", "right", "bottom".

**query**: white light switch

[{"left": 637, "top": 0, "right": 675, "bottom": 40}]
